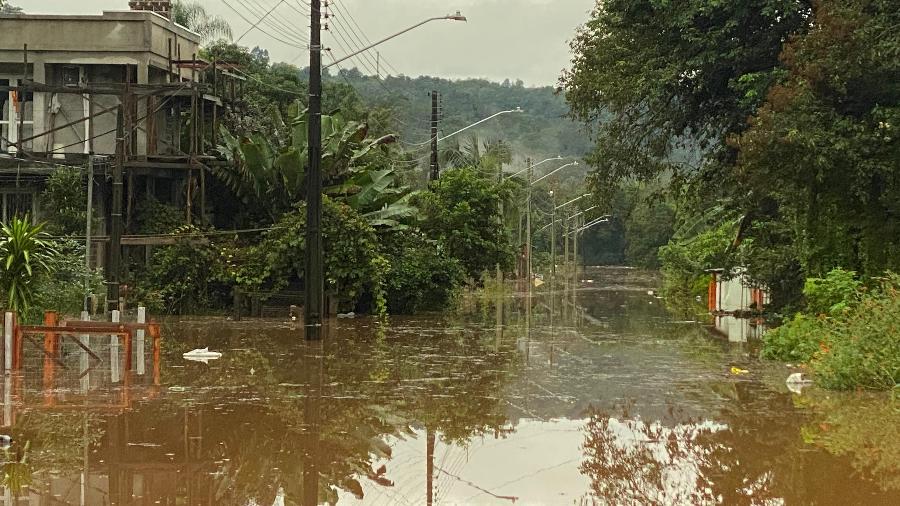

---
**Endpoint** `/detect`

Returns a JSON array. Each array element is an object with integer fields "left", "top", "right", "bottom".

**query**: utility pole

[
  {"left": 496, "top": 156, "right": 503, "bottom": 287},
  {"left": 84, "top": 155, "right": 93, "bottom": 314},
  {"left": 305, "top": 0, "right": 325, "bottom": 331},
  {"left": 108, "top": 106, "right": 124, "bottom": 312},
  {"left": 526, "top": 158, "right": 532, "bottom": 293},
  {"left": 429, "top": 90, "right": 439, "bottom": 181},
  {"left": 573, "top": 214, "right": 579, "bottom": 295},
  {"left": 550, "top": 190, "right": 556, "bottom": 284},
  {"left": 564, "top": 215, "right": 570, "bottom": 299}
]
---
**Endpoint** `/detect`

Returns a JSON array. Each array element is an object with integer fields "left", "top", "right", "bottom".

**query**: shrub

[
  {"left": 658, "top": 223, "right": 731, "bottom": 299},
  {"left": 136, "top": 227, "right": 232, "bottom": 314},
  {"left": 803, "top": 268, "right": 863, "bottom": 315},
  {"left": 255, "top": 198, "right": 387, "bottom": 313},
  {"left": 761, "top": 313, "right": 827, "bottom": 362},
  {"left": 415, "top": 168, "right": 515, "bottom": 280},
  {"left": 763, "top": 273, "right": 900, "bottom": 390},
  {"left": 0, "top": 218, "right": 56, "bottom": 315},
  {"left": 40, "top": 167, "right": 87, "bottom": 235},
  {"left": 382, "top": 231, "right": 465, "bottom": 314},
  {"left": 29, "top": 239, "right": 105, "bottom": 322},
  {"left": 810, "top": 275, "right": 900, "bottom": 390}
]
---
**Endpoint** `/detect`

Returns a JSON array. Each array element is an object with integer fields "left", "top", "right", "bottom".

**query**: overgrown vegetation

[
  {"left": 562, "top": 0, "right": 900, "bottom": 309},
  {"left": 763, "top": 269, "right": 899, "bottom": 390}
]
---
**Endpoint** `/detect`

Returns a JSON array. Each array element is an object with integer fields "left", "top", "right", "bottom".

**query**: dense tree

[
  {"left": 414, "top": 168, "right": 515, "bottom": 280},
  {"left": 563, "top": 0, "right": 900, "bottom": 309},
  {"left": 733, "top": 0, "right": 900, "bottom": 283},
  {"left": 561, "top": 0, "right": 812, "bottom": 198},
  {"left": 332, "top": 71, "right": 593, "bottom": 161}
]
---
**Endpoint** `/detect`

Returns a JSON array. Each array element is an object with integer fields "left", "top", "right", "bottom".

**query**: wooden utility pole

[
  {"left": 429, "top": 90, "right": 440, "bottom": 181},
  {"left": 305, "top": 0, "right": 325, "bottom": 331}
]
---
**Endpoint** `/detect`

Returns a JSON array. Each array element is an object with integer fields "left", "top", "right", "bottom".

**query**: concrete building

[{"left": 0, "top": 1, "right": 242, "bottom": 306}]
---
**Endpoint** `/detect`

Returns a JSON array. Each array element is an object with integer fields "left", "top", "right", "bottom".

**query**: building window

[{"left": 0, "top": 78, "right": 34, "bottom": 154}]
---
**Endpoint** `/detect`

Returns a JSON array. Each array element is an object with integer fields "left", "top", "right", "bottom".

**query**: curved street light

[
  {"left": 506, "top": 155, "right": 563, "bottom": 179},
  {"left": 325, "top": 12, "right": 468, "bottom": 68},
  {"left": 533, "top": 161, "right": 578, "bottom": 184}
]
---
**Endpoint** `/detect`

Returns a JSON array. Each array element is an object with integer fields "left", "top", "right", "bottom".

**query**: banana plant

[
  {"left": 215, "top": 104, "right": 398, "bottom": 221},
  {"left": 334, "top": 168, "right": 422, "bottom": 230}
]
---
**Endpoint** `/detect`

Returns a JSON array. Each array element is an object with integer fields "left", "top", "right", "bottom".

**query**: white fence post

[
  {"left": 110, "top": 310, "right": 120, "bottom": 384},
  {"left": 136, "top": 307, "right": 146, "bottom": 376},
  {"left": 3, "top": 312, "right": 12, "bottom": 374}
]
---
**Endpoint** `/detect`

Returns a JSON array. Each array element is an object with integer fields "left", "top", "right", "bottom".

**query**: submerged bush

[
  {"left": 763, "top": 273, "right": 900, "bottom": 390},
  {"left": 382, "top": 231, "right": 465, "bottom": 314},
  {"left": 137, "top": 227, "right": 232, "bottom": 314}
]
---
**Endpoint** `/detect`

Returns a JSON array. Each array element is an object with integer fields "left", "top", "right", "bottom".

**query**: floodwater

[{"left": 2, "top": 267, "right": 897, "bottom": 505}]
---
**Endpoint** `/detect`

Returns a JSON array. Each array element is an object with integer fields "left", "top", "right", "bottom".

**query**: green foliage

[
  {"left": 810, "top": 275, "right": 900, "bottom": 390},
  {"left": 415, "top": 168, "right": 515, "bottom": 280},
  {"left": 27, "top": 239, "right": 104, "bottom": 322},
  {"left": 382, "top": 231, "right": 466, "bottom": 314},
  {"left": 216, "top": 107, "right": 397, "bottom": 221},
  {"left": 333, "top": 71, "right": 592, "bottom": 160},
  {"left": 253, "top": 198, "right": 387, "bottom": 313},
  {"left": 133, "top": 196, "right": 184, "bottom": 234},
  {"left": 764, "top": 274, "right": 900, "bottom": 390},
  {"left": 804, "top": 268, "right": 864, "bottom": 315},
  {"left": 734, "top": 0, "right": 900, "bottom": 285},
  {"left": 39, "top": 167, "right": 87, "bottom": 235},
  {"left": 561, "top": 0, "right": 811, "bottom": 197},
  {"left": 137, "top": 228, "right": 231, "bottom": 314},
  {"left": 761, "top": 313, "right": 825, "bottom": 362},
  {"left": 658, "top": 222, "right": 732, "bottom": 299},
  {"left": 563, "top": 0, "right": 898, "bottom": 310},
  {"left": 0, "top": 218, "right": 56, "bottom": 314}
]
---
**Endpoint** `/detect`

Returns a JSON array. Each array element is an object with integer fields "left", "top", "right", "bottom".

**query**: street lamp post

[
  {"left": 305, "top": 6, "right": 466, "bottom": 334},
  {"left": 325, "top": 12, "right": 467, "bottom": 69},
  {"left": 506, "top": 156, "right": 563, "bottom": 291},
  {"left": 552, "top": 193, "right": 590, "bottom": 286}
]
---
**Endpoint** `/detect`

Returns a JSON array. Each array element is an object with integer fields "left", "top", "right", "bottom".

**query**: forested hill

[{"left": 325, "top": 69, "right": 592, "bottom": 160}]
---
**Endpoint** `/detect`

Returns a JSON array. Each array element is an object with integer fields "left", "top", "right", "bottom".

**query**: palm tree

[{"left": 171, "top": 0, "right": 232, "bottom": 44}]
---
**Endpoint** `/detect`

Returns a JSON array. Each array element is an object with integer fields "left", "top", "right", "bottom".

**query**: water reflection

[{"left": 0, "top": 268, "right": 895, "bottom": 504}]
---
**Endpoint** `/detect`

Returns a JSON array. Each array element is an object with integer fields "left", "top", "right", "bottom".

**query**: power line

[
  {"left": 242, "top": 0, "right": 311, "bottom": 45},
  {"left": 221, "top": 0, "right": 308, "bottom": 49}
]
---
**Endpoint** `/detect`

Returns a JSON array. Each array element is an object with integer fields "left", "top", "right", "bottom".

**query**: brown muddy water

[{"left": 2, "top": 267, "right": 897, "bottom": 505}]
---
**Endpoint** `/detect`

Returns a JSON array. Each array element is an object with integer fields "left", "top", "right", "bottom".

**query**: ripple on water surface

[{"left": 5, "top": 268, "right": 897, "bottom": 504}]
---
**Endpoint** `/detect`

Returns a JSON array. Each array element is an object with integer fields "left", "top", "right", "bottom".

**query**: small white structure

[{"left": 706, "top": 268, "right": 768, "bottom": 313}]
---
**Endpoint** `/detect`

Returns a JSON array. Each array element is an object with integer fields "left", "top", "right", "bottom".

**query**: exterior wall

[
  {"left": 708, "top": 269, "right": 770, "bottom": 313},
  {"left": 0, "top": 11, "right": 200, "bottom": 157}
]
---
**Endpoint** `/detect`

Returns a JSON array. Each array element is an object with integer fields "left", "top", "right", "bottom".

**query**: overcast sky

[{"left": 20, "top": 0, "right": 595, "bottom": 86}]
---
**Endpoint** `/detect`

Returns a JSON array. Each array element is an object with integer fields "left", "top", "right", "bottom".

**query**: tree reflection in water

[{"left": 580, "top": 388, "right": 899, "bottom": 506}]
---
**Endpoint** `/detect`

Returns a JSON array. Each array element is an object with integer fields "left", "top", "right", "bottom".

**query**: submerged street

[{"left": 8, "top": 268, "right": 896, "bottom": 504}]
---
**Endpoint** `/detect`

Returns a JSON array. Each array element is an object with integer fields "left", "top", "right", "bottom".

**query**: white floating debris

[
  {"left": 183, "top": 347, "right": 223, "bottom": 364},
  {"left": 786, "top": 372, "right": 814, "bottom": 394},
  {"left": 337, "top": 312, "right": 356, "bottom": 319}
]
